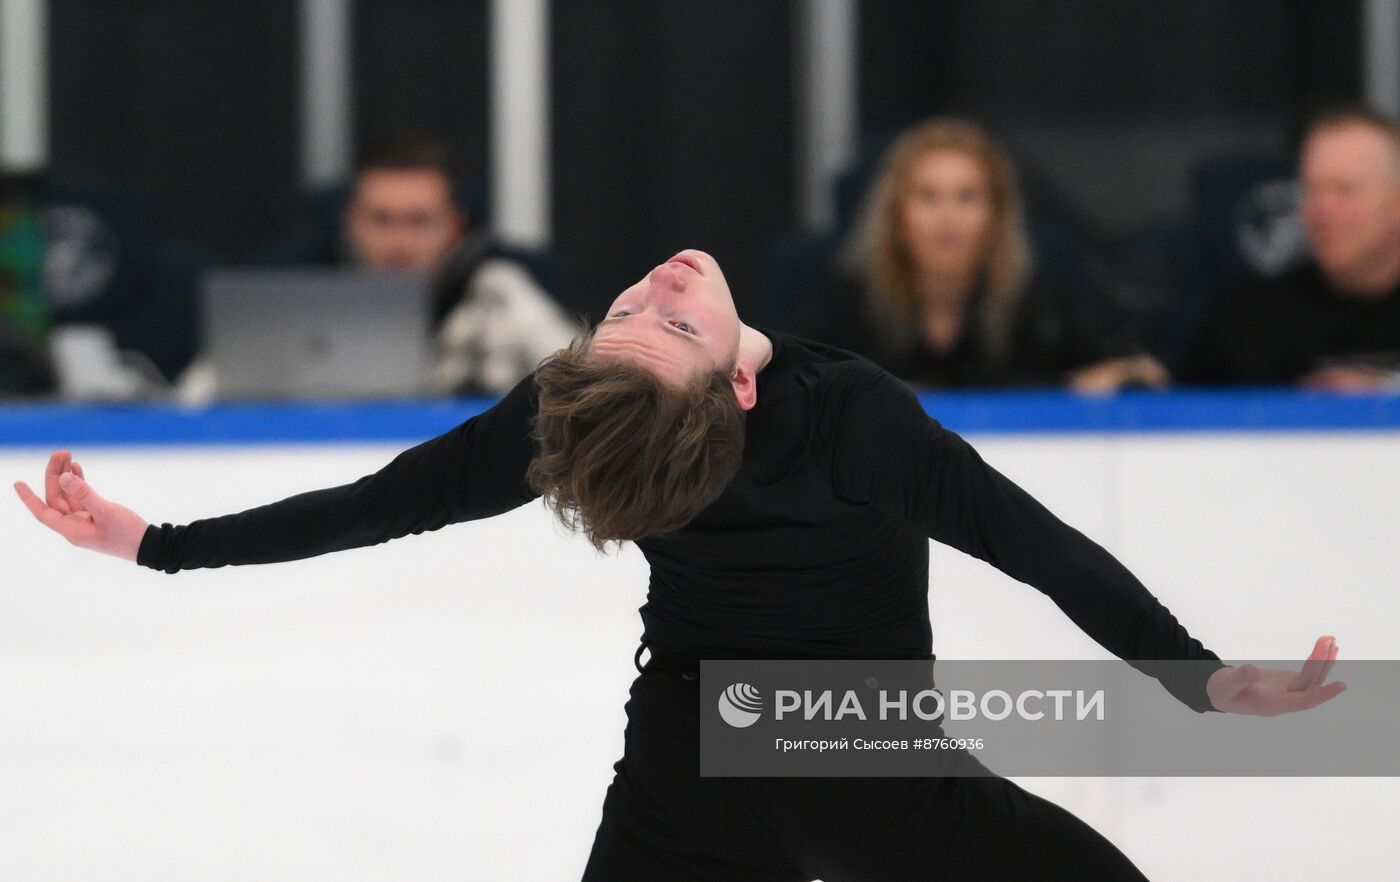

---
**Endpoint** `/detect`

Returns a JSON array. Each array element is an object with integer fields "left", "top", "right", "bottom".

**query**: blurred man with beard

[{"left": 1188, "top": 108, "right": 1400, "bottom": 388}]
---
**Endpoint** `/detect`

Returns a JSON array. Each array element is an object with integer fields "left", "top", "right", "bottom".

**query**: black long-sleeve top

[
  {"left": 138, "top": 328, "right": 1226, "bottom": 713},
  {"left": 1185, "top": 261, "right": 1400, "bottom": 384}
]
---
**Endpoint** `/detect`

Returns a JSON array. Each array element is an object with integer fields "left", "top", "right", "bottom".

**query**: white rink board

[{"left": 2, "top": 432, "right": 1397, "bottom": 881}]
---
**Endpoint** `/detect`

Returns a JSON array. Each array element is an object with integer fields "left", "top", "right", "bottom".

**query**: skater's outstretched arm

[
  {"left": 14, "top": 374, "right": 542, "bottom": 574},
  {"left": 826, "top": 364, "right": 1344, "bottom": 716}
]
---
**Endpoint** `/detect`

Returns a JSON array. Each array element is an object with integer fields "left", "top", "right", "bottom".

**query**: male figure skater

[{"left": 16, "top": 249, "right": 1345, "bottom": 880}]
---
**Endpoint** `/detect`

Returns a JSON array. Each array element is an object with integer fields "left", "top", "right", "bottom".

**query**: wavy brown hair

[
  {"left": 842, "top": 117, "right": 1032, "bottom": 363},
  {"left": 526, "top": 321, "right": 746, "bottom": 552}
]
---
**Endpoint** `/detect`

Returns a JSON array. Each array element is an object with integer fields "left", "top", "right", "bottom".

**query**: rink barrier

[{"left": 2, "top": 388, "right": 1399, "bottom": 446}]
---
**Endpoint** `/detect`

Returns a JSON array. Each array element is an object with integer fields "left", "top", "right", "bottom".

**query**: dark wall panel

[
  {"left": 48, "top": 0, "right": 301, "bottom": 259},
  {"left": 353, "top": 0, "right": 490, "bottom": 207},
  {"left": 551, "top": 0, "right": 795, "bottom": 319},
  {"left": 859, "top": 0, "right": 1356, "bottom": 131}
]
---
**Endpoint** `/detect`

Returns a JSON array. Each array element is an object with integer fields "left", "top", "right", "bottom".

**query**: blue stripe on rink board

[{"left": 1, "top": 389, "right": 1399, "bottom": 446}]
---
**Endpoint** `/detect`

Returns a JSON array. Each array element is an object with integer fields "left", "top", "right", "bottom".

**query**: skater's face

[
  {"left": 1301, "top": 123, "right": 1400, "bottom": 287},
  {"left": 899, "top": 148, "right": 995, "bottom": 279},
  {"left": 345, "top": 168, "right": 465, "bottom": 272},
  {"left": 590, "top": 249, "right": 742, "bottom": 389}
]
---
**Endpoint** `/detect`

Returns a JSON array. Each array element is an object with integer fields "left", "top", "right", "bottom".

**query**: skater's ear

[{"left": 730, "top": 360, "right": 758, "bottom": 411}]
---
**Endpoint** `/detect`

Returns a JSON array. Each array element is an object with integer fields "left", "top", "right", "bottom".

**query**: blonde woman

[{"left": 802, "top": 117, "right": 1169, "bottom": 391}]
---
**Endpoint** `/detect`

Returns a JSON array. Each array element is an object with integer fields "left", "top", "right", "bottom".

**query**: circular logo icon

[{"left": 718, "top": 683, "right": 764, "bottom": 728}]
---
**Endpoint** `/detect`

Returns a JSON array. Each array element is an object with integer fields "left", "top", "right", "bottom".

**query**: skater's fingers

[
  {"left": 44, "top": 450, "right": 74, "bottom": 514},
  {"left": 57, "top": 473, "right": 94, "bottom": 506},
  {"left": 58, "top": 472, "right": 107, "bottom": 513},
  {"left": 1290, "top": 636, "right": 1336, "bottom": 692},
  {"left": 1269, "top": 680, "right": 1347, "bottom": 715},
  {"left": 44, "top": 449, "right": 70, "bottom": 481},
  {"left": 15, "top": 481, "right": 69, "bottom": 534},
  {"left": 1315, "top": 642, "right": 1339, "bottom": 688}
]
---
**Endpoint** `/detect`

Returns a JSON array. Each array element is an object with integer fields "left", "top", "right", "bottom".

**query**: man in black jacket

[{"left": 1188, "top": 108, "right": 1400, "bottom": 388}]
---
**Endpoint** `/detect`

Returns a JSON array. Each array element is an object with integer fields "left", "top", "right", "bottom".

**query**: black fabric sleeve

[
  {"left": 136, "top": 373, "right": 542, "bottom": 574},
  {"left": 828, "top": 365, "right": 1227, "bottom": 712}
]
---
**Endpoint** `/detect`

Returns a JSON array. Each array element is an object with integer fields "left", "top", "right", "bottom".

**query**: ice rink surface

[{"left": 2, "top": 433, "right": 1397, "bottom": 880}]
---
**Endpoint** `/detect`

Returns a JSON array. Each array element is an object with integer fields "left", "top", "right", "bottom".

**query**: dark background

[{"left": 42, "top": 0, "right": 1361, "bottom": 322}]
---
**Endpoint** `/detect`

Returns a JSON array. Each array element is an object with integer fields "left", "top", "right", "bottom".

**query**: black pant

[{"left": 581, "top": 665, "right": 1151, "bottom": 881}]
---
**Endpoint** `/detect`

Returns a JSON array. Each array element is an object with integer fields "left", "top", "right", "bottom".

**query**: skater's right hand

[{"left": 13, "top": 450, "right": 150, "bottom": 562}]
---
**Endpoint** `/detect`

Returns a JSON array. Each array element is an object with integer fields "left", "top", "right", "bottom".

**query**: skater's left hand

[{"left": 1206, "top": 635, "right": 1346, "bottom": 716}]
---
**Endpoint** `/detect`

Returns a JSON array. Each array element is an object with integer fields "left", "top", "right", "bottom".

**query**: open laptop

[{"left": 201, "top": 268, "right": 432, "bottom": 399}]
